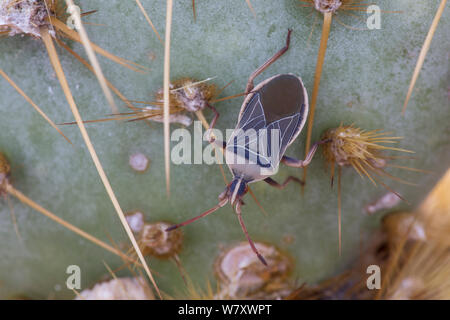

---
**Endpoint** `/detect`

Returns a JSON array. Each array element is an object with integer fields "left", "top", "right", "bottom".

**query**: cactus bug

[{"left": 166, "top": 30, "right": 329, "bottom": 265}]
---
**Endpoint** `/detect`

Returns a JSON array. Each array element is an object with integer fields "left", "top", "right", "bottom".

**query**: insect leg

[
  {"left": 211, "top": 140, "right": 227, "bottom": 150},
  {"left": 235, "top": 201, "right": 268, "bottom": 266},
  {"left": 264, "top": 176, "right": 304, "bottom": 189},
  {"left": 281, "top": 139, "right": 330, "bottom": 168},
  {"left": 166, "top": 197, "right": 228, "bottom": 232},
  {"left": 207, "top": 131, "right": 227, "bottom": 150},
  {"left": 204, "top": 102, "right": 224, "bottom": 147},
  {"left": 245, "top": 29, "right": 292, "bottom": 94},
  {"left": 206, "top": 102, "right": 219, "bottom": 130}
]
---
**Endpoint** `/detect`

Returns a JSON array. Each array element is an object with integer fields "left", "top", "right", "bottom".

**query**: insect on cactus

[
  {"left": 166, "top": 30, "right": 330, "bottom": 265},
  {"left": 0, "top": 0, "right": 448, "bottom": 300}
]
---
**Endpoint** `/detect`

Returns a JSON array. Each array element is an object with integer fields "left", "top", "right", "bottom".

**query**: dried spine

[{"left": 0, "top": 153, "right": 11, "bottom": 196}]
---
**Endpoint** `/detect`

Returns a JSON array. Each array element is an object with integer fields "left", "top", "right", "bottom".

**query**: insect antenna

[
  {"left": 235, "top": 202, "right": 267, "bottom": 266},
  {"left": 166, "top": 198, "right": 228, "bottom": 232}
]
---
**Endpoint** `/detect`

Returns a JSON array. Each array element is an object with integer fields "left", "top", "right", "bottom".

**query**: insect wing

[{"left": 227, "top": 92, "right": 304, "bottom": 172}]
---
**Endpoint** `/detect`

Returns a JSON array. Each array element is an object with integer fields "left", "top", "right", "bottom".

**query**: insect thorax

[{"left": 226, "top": 145, "right": 279, "bottom": 183}]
